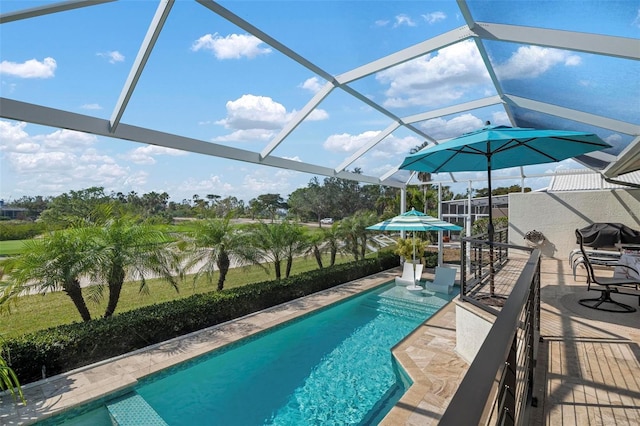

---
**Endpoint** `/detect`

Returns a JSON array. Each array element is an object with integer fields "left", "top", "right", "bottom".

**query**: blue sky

[{"left": 1, "top": 1, "right": 638, "bottom": 204}]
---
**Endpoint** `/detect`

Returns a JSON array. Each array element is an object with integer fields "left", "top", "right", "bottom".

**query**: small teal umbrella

[{"left": 367, "top": 208, "right": 463, "bottom": 267}]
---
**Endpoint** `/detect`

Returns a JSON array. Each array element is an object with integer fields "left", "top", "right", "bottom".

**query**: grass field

[
  {"left": 0, "top": 253, "right": 354, "bottom": 339},
  {"left": 0, "top": 240, "right": 27, "bottom": 257}
]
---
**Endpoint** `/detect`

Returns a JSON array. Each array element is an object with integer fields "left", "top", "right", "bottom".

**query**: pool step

[
  {"left": 106, "top": 392, "right": 168, "bottom": 426},
  {"left": 365, "top": 294, "right": 430, "bottom": 320}
]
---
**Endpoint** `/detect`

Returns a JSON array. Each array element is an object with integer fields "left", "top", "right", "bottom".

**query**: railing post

[
  {"left": 461, "top": 239, "right": 467, "bottom": 296},
  {"left": 503, "top": 337, "right": 517, "bottom": 425}
]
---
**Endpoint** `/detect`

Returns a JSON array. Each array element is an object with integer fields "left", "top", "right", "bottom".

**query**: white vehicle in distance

[{"left": 320, "top": 218, "right": 333, "bottom": 224}]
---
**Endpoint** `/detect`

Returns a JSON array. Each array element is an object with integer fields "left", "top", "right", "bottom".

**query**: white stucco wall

[
  {"left": 508, "top": 189, "right": 640, "bottom": 260},
  {"left": 454, "top": 301, "right": 495, "bottom": 364}
]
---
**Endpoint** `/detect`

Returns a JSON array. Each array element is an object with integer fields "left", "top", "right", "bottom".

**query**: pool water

[{"left": 40, "top": 283, "right": 457, "bottom": 425}]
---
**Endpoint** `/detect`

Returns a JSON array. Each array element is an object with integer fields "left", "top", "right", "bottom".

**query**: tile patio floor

[{"left": 1, "top": 258, "right": 638, "bottom": 425}]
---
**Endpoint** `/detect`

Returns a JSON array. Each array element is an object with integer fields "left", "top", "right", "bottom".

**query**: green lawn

[
  {"left": 0, "top": 254, "right": 353, "bottom": 339},
  {"left": 0, "top": 240, "right": 27, "bottom": 257}
]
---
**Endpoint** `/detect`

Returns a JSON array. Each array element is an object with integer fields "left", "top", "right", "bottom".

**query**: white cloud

[
  {"left": 422, "top": 12, "right": 446, "bottom": 24},
  {"left": 97, "top": 51, "right": 124, "bottom": 64},
  {"left": 213, "top": 128, "right": 277, "bottom": 142},
  {"left": 9, "top": 151, "right": 77, "bottom": 172},
  {"left": 418, "top": 114, "right": 486, "bottom": 140},
  {"left": 191, "top": 33, "right": 272, "bottom": 59},
  {"left": 0, "top": 57, "right": 56, "bottom": 78},
  {"left": 394, "top": 14, "right": 416, "bottom": 27},
  {"left": 214, "top": 94, "right": 328, "bottom": 142},
  {"left": 374, "top": 19, "right": 390, "bottom": 27},
  {"left": 0, "top": 120, "right": 30, "bottom": 151},
  {"left": 216, "top": 95, "right": 289, "bottom": 130},
  {"left": 81, "top": 103, "right": 102, "bottom": 110},
  {"left": 242, "top": 168, "right": 299, "bottom": 196},
  {"left": 377, "top": 40, "right": 491, "bottom": 108},
  {"left": 35, "top": 129, "right": 97, "bottom": 149},
  {"left": 494, "top": 46, "right": 581, "bottom": 80},
  {"left": 177, "top": 175, "right": 234, "bottom": 194},
  {"left": 634, "top": 9, "right": 640, "bottom": 28},
  {"left": 125, "top": 145, "right": 188, "bottom": 165},
  {"left": 372, "top": 134, "right": 422, "bottom": 157},
  {"left": 0, "top": 120, "right": 145, "bottom": 198},
  {"left": 417, "top": 112, "right": 510, "bottom": 141},
  {"left": 306, "top": 108, "right": 329, "bottom": 121},
  {"left": 299, "top": 77, "right": 324, "bottom": 93},
  {"left": 323, "top": 131, "right": 382, "bottom": 152}
]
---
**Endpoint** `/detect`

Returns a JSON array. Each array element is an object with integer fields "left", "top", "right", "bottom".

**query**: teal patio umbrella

[
  {"left": 367, "top": 208, "right": 463, "bottom": 268},
  {"left": 399, "top": 124, "right": 611, "bottom": 298}
]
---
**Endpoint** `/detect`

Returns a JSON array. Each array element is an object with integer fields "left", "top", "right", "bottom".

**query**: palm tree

[
  {"left": 184, "top": 218, "right": 262, "bottom": 291},
  {"left": 90, "top": 216, "right": 182, "bottom": 318},
  {"left": 306, "top": 230, "right": 325, "bottom": 269},
  {"left": 248, "top": 221, "right": 301, "bottom": 280},
  {"left": 321, "top": 223, "right": 342, "bottom": 267},
  {"left": 281, "top": 222, "right": 310, "bottom": 278},
  {"left": 410, "top": 142, "right": 432, "bottom": 213},
  {"left": 2, "top": 227, "right": 96, "bottom": 322},
  {"left": 0, "top": 343, "right": 24, "bottom": 404}
]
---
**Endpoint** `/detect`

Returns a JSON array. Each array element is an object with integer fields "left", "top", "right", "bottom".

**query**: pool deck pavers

[{"left": 2, "top": 258, "right": 640, "bottom": 425}]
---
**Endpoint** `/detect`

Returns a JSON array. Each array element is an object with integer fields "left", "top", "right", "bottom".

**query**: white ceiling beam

[
  {"left": 110, "top": 0, "right": 174, "bottom": 133},
  {"left": 0, "top": 0, "right": 115, "bottom": 24},
  {"left": 403, "top": 96, "right": 502, "bottom": 124},
  {"left": 335, "top": 122, "right": 400, "bottom": 174},
  {"left": 335, "top": 26, "right": 474, "bottom": 84},
  {"left": 338, "top": 84, "right": 436, "bottom": 143},
  {"left": 196, "top": 0, "right": 336, "bottom": 83},
  {"left": 504, "top": 95, "right": 640, "bottom": 136},
  {"left": 0, "top": 97, "right": 405, "bottom": 188},
  {"left": 381, "top": 165, "right": 401, "bottom": 182},
  {"left": 198, "top": 0, "right": 440, "bottom": 152},
  {"left": 472, "top": 22, "right": 640, "bottom": 61},
  {"left": 457, "top": 1, "right": 518, "bottom": 126},
  {"left": 261, "top": 82, "right": 334, "bottom": 159},
  {"left": 603, "top": 135, "right": 640, "bottom": 177}
]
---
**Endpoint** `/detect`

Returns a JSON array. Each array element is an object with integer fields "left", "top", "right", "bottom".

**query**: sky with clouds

[{"left": 1, "top": 1, "right": 637, "bottom": 204}]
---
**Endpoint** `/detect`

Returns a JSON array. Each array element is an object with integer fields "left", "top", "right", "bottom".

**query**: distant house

[
  {"left": 0, "top": 200, "right": 28, "bottom": 220},
  {"left": 440, "top": 194, "right": 509, "bottom": 231}
]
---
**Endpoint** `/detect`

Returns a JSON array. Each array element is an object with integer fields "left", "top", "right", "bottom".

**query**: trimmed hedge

[
  {"left": 6, "top": 251, "right": 399, "bottom": 384},
  {"left": 0, "top": 222, "right": 48, "bottom": 241}
]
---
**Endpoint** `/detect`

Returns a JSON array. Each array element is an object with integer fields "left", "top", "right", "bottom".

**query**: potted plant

[
  {"left": 524, "top": 229, "right": 545, "bottom": 247},
  {"left": 395, "top": 236, "right": 429, "bottom": 264}
]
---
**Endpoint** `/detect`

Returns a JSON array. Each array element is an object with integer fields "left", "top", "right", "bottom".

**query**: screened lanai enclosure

[{"left": 0, "top": 1, "right": 638, "bottom": 201}]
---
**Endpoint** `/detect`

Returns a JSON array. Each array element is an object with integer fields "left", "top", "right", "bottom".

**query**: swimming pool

[{"left": 41, "top": 283, "right": 456, "bottom": 425}]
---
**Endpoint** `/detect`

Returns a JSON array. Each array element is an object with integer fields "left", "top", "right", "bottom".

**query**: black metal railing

[
  {"left": 441, "top": 246, "right": 541, "bottom": 425},
  {"left": 460, "top": 228, "right": 520, "bottom": 315}
]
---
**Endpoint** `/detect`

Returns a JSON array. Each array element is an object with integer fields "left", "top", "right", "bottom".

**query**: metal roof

[
  {"left": 547, "top": 169, "right": 640, "bottom": 192},
  {"left": 1, "top": 0, "right": 638, "bottom": 194}
]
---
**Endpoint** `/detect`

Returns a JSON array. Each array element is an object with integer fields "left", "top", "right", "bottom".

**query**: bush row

[
  {"left": 6, "top": 251, "right": 399, "bottom": 384},
  {"left": 0, "top": 221, "right": 49, "bottom": 241}
]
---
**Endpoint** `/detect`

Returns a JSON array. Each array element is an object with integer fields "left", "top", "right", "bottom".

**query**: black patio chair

[{"left": 575, "top": 229, "right": 639, "bottom": 313}]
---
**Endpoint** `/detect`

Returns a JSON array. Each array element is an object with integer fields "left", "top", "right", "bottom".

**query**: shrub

[
  {"left": 0, "top": 222, "right": 49, "bottom": 241},
  {"left": 423, "top": 251, "right": 439, "bottom": 268},
  {"left": 5, "top": 251, "right": 399, "bottom": 384}
]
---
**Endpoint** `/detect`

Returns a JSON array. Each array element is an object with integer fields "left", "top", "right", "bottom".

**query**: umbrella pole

[
  {"left": 487, "top": 156, "right": 496, "bottom": 296},
  {"left": 412, "top": 231, "right": 416, "bottom": 278}
]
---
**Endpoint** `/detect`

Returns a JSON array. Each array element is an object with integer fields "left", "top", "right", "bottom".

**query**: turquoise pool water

[{"left": 40, "top": 283, "right": 456, "bottom": 425}]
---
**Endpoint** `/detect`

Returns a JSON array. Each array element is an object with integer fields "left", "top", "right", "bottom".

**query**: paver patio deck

[{"left": 1, "top": 258, "right": 638, "bottom": 425}]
